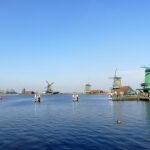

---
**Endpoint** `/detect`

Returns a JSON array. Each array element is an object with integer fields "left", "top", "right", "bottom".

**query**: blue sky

[{"left": 0, "top": 0, "right": 150, "bottom": 92}]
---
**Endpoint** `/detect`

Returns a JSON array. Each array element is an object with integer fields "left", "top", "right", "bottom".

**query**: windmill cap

[{"left": 145, "top": 68, "right": 150, "bottom": 73}]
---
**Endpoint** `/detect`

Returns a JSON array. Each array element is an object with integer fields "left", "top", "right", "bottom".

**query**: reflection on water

[
  {"left": 0, "top": 95, "right": 150, "bottom": 149},
  {"left": 34, "top": 102, "right": 41, "bottom": 114},
  {"left": 0, "top": 99, "right": 3, "bottom": 104},
  {"left": 112, "top": 101, "right": 122, "bottom": 123},
  {"left": 146, "top": 102, "right": 150, "bottom": 128}
]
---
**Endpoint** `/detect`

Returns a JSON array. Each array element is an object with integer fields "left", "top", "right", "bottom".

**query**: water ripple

[{"left": 0, "top": 95, "right": 150, "bottom": 149}]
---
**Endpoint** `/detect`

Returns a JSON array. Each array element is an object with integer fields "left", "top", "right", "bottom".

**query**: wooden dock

[
  {"left": 110, "top": 95, "right": 150, "bottom": 101},
  {"left": 139, "top": 96, "right": 150, "bottom": 101},
  {"left": 110, "top": 95, "right": 139, "bottom": 101}
]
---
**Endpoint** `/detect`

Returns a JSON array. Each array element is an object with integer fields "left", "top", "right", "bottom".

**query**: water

[{"left": 0, "top": 95, "right": 150, "bottom": 150}]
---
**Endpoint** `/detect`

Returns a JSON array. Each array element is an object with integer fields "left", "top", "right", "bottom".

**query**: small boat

[
  {"left": 35, "top": 94, "right": 41, "bottom": 102},
  {"left": 72, "top": 94, "right": 79, "bottom": 102},
  {"left": 108, "top": 93, "right": 113, "bottom": 100}
]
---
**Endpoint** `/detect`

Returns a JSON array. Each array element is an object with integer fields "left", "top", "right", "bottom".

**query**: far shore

[{"left": 0, "top": 93, "right": 108, "bottom": 96}]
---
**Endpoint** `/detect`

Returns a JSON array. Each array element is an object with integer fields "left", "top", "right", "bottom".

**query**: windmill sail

[{"left": 45, "top": 81, "right": 54, "bottom": 94}]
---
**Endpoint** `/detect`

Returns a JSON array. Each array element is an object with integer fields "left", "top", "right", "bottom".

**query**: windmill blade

[
  {"left": 109, "top": 77, "right": 114, "bottom": 79},
  {"left": 46, "top": 80, "right": 50, "bottom": 85},
  {"left": 141, "top": 66, "right": 149, "bottom": 69},
  {"left": 114, "top": 68, "right": 117, "bottom": 77},
  {"left": 50, "top": 82, "right": 54, "bottom": 86}
]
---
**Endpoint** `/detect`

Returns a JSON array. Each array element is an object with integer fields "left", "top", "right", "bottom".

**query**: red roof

[{"left": 115, "top": 86, "right": 129, "bottom": 93}]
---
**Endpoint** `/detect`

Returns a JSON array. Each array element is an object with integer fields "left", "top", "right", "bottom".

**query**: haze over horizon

[{"left": 0, "top": 0, "right": 150, "bottom": 92}]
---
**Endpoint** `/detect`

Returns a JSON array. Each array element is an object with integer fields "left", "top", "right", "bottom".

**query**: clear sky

[{"left": 0, "top": 0, "right": 150, "bottom": 92}]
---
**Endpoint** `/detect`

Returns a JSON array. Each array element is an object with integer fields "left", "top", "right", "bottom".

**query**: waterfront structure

[
  {"left": 72, "top": 93, "right": 79, "bottom": 102},
  {"left": 114, "top": 86, "right": 135, "bottom": 95},
  {"left": 34, "top": 93, "right": 41, "bottom": 102},
  {"left": 6, "top": 89, "right": 17, "bottom": 94},
  {"left": 84, "top": 84, "right": 92, "bottom": 94},
  {"left": 0, "top": 90, "right": 4, "bottom": 94},
  {"left": 108, "top": 70, "right": 137, "bottom": 100},
  {"left": 89, "top": 89, "right": 104, "bottom": 94}
]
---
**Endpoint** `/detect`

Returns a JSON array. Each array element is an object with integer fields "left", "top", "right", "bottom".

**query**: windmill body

[
  {"left": 141, "top": 67, "right": 150, "bottom": 93},
  {"left": 113, "top": 77, "right": 122, "bottom": 89},
  {"left": 84, "top": 84, "right": 92, "bottom": 94},
  {"left": 109, "top": 69, "right": 122, "bottom": 89}
]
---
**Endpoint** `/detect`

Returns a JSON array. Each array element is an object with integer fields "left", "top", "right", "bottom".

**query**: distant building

[
  {"left": 85, "top": 84, "right": 92, "bottom": 94},
  {"left": 25, "top": 91, "right": 35, "bottom": 95},
  {"left": 89, "top": 89, "right": 104, "bottom": 94},
  {"left": 21, "top": 88, "right": 26, "bottom": 94},
  {"left": 21, "top": 88, "right": 34, "bottom": 95},
  {"left": 0, "top": 90, "right": 4, "bottom": 94},
  {"left": 6, "top": 89, "right": 17, "bottom": 94}
]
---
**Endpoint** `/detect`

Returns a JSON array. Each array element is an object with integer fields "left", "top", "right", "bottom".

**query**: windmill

[
  {"left": 45, "top": 81, "right": 54, "bottom": 94},
  {"left": 84, "top": 83, "right": 92, "bottom": 94},
  {"left": 109, "top": 69, "right": 122, "bottom": 89},
  {"left": 141, "top": 66, "right": 150, "bottom": 93}
]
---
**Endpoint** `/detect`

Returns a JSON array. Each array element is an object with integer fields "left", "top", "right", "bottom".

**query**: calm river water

[{"left": 0, "top": 94, "right": 150, "bottom": 150}]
